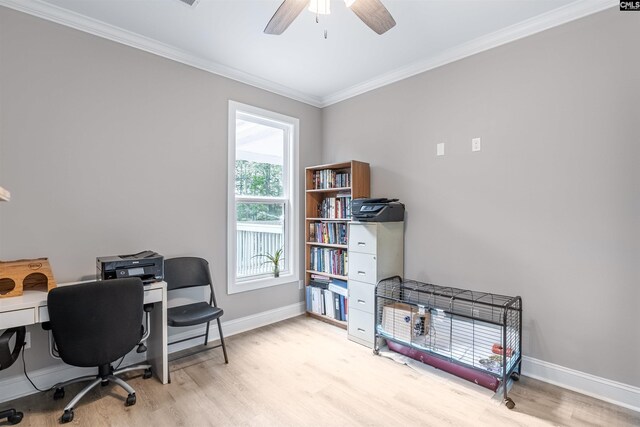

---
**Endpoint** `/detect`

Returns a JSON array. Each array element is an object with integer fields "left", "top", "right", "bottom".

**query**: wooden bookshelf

[{"left": 304, "top": 160, "right": 370, "bottom": 329}]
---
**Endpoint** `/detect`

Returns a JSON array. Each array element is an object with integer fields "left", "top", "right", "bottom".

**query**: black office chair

[
  {"left": 165, "top": 257, "right": 228, "bottom": 364},
  {"left": 0, "top": 327, "right": 26, "bottom": 425},
  {"left": 46, "top": 278, "right": 152, "bottom": 423}
]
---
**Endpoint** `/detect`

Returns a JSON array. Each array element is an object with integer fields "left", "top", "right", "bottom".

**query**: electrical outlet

[
  {"left": 472, "top": 137, "right": 481, "bottom": 152},
  {"left": 437, "top": 143, "right": 445, "bottom": 156},
  {"left": 24, "top": 332, "right": 31, "bottom": 350}
]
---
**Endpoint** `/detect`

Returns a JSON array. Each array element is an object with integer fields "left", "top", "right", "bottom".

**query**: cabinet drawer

[
  {"left": 0, "top": 307, "right": 36, "bottom": 328},
  {"left": 348, "top": 308, "right": 375, "bottom": 347},
  {"left": 39, "top": 306, "right": 50, "bottom": 323},
  {"left": 144, "top": 288, "right": 163, "bottom": 304},
  {"left": 349, "top": 223, "right": 377, "bottom": 254},
  {"left": 348, "top": 252, "right": 377, "bottom": 284},
  {"left": 348, "top": 280, "right": 375, "bottom": 314}
]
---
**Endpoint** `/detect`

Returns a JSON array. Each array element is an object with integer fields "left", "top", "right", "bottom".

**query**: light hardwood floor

[{"left": 5, "top": 316, "right": 639, "bottom": 426}]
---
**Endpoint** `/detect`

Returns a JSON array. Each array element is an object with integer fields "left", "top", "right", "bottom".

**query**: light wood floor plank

[{"left": 3, "top": 315, "right": 638, "bottom": 426}]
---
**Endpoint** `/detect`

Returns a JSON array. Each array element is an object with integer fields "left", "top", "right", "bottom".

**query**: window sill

[{"left": 228, "top": 271, "right": 300, "bottom": 294}]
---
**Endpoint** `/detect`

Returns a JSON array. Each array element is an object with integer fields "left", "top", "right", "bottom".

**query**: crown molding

[
  {"left": 320, "top": 0, "right": 619, "bottom": 107},
  {"left": 0, "top": 0, "right": 618, "bottom": 109},
  {"left": 0, "top": 0, "right": 324, "bottom": 108}
]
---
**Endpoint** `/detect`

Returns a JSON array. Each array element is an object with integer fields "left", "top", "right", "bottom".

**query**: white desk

[{"left": 0, "top": 281, "right": 169, "bottom": 385}]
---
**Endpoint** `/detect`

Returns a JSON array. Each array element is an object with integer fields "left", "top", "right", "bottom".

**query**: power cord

[{"left": 22, "top": 345, "right": 53, "bottom": 393}]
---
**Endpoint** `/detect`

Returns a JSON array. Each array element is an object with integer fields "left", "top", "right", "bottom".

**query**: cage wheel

[
  {"left": 61, "top": 410, "right": 74, "bottom": 423},
  {"left": 505, "top": 398, "right": 515, "bottom": 409},
  {"left": 53, "top": 388, "right": 65, "bottom": 400},
  {"left": 373, "top": 349, "right": 379, "bottom": 355},
  {"left": 8, "top": 411, "right": 23, "bottom": 425},
  {"left": 510, "top": 372, "right": 520, "bottom": 381}
]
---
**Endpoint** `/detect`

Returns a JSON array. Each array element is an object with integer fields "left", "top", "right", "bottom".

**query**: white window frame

[{"left": 227, "top": 101, "right": 299, "bottom": 294}]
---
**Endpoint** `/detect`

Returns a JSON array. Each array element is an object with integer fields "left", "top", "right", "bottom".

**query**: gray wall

[
  {"left": 322, "top": 8, "right": 640, "bottom": 386},
  {"left": 0, "top": 7, "right": 321, "bottom": 373}
]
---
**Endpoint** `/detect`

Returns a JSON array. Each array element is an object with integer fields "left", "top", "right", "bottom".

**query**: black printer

[
  {"left": 352, "top": 198, "right": 405, "bottom": 222},
  {"left": 96, "top": 250, "right": 164, "bottom": 284}
]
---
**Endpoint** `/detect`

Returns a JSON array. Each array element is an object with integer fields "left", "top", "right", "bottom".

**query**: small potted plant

[{"left": 254, "top": 248, "right": 284, "bottom": 277}]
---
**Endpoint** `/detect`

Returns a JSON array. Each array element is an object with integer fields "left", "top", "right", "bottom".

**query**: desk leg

[{"left": 148, "top": 285, "right": 169, "bottom": 384}]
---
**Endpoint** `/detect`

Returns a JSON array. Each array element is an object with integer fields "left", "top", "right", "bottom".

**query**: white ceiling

[{"left": 3, "top": 0, "right": 615, "bottom": 106}]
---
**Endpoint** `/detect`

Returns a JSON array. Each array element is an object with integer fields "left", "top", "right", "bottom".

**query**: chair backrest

[
  {"left": 47, "top": 278, "right": 143, "bottom": 368},
  {"left": 164, "top": 257, "right": 217, "bottom": 305}
]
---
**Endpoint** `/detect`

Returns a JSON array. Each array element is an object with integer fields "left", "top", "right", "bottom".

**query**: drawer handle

[
  {"left": 357, "top": 299, "right": 366, "bottom": 304},
  {"left": 357, "top": 328, "right": 366, "bottom": 333},
  {"left": 358, "top": 271, "right": 366, "bottom": 275},
  {"left": 357, "top": 242, "right": 366, "bottom": 246}
]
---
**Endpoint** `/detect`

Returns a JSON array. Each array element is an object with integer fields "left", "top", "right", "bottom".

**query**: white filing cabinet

[{"left": 347, "top": 221, "right": 404, "bottom": 347}]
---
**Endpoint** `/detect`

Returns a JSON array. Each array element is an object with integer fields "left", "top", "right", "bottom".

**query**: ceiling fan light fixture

[{"left": 308, "top": 0, "right": 331, "bottom": 15}]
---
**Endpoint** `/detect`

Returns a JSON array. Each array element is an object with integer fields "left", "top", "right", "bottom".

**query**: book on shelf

[
  {"left": 308, "top": 222, "right": 348, "bottom": 245},
  {"left": 317, "top": 196, "right": 352, "bottom": 219},
  {"left": 312, "top": 169, "right": 351, "bottom": 190},
  {"left": 307, "top": 284, "right": 348, "bottom": 322},
  {"left": 309, "top": 247, "right": 348, "bottom": 276},
  {"left": 323, "top": 290, "right": 335, "bottom": 320}
]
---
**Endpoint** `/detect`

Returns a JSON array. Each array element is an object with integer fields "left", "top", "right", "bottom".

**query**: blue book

[
  {"left": 339, "top": 295, "right": 345, "bottom": 321},
  {"left": 331, "top": 278, "right": 348, "bottom": 289}
]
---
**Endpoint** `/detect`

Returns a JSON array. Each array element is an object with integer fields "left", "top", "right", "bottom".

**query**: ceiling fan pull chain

[{"left": 324, "top": 29, "right": 328, "bottom": 39}]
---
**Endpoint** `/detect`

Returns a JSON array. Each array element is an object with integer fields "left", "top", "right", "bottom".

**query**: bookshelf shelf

[
  {"left": 305, "top": 242, "right": 348, "bottom": 249},
  {"left": 305, "top": 270, "right": 348, "bottom": 281},
  {"left": 305, "top": 187, "right": 351, "bottom": 193},
  {"left": 306, "top": 218, "right": 350, "bottom": 222},
  {"left": 306, "top": 312, "right": 347, "bottom": 330},
  {"left": 304, "top": 160, "right": 370, "bottom": 328}
]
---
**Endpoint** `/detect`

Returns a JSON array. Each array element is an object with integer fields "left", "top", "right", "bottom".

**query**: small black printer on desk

[
  {"left": 96, "top": 250, "right": 164, "bottom": 284},
  {"left": 352, "top": 198, "right": 405, "bottom": 222}
]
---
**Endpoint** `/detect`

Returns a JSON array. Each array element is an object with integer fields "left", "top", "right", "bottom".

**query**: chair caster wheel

[
  {"left": 53, "top": 388, "right": 65, "bottom": 400},
  {"left": 125, "top": 393, "right": 136, "bottom": 406},
  {"left": 373, "top": 349, "right": 380, "bottom": 355},
  {"left": 8, "top": 411, "right": 23, "bottom": 425},
  {"left": 505, "top": 397, "right": 515, "bottom": 409},
  {"left": 101, "top": 380, "right": 110, "bottom": 387},
  {"left": 510, "top": 372, "right": 520, "bottom": 381},
  {"left": 61, "top": 409, "right": 74, "bottom": 423},
  {"left": 143, "top": 368, "right": 152, "bottom": 379}
]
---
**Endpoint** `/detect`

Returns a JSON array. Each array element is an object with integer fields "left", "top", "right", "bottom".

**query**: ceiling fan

[{"left": 264, "top": 0, "right": 396, "bottom": 36}]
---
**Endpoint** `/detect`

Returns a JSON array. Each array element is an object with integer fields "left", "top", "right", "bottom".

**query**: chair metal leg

[
  {"left": 113, "top": 363, "right": 151, "bottom": 377},
  {"left": 216, "top": 318, "right": 229, "bottom": 364},
  {"left": 53, "top": 375, "right": 98, "bottom": 390},
  {"left": 63, "top": 378, "right": 102, "bottom": 412},
  {"left": 204, "top": 320, "right": 210, "bottom": 346},
  {"left": 108, "top": 375, "right": 135, "bottom": 395}
]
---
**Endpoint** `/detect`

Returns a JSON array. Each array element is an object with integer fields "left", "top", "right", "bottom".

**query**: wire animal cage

[{"left": 374, "top": 276, "right": 522, "bottom": 409}]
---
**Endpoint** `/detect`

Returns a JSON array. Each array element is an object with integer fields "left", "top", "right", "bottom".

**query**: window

[{"left": 227, "top": 101, "right": 299, "bottom": 293}]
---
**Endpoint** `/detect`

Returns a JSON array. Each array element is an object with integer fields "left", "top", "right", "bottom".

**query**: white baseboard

[
  {"left": 167, "top": 301, "right": 306, "bottom": 354},
  {"left": 0, "top": 302, "right": 305, "bottom": 403},
  {"left": 3, "top": 305, "right": 637, "bottom": 416},
  {"left": 522, "top": 356, "right": 640, "bottom": 413}
]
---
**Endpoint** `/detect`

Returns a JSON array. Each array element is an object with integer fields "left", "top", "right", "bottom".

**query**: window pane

[
  {"left": 235, "top": 119, "right": 284, "bottom": 197},
  {"left": 236, "top": 202, "right": 285, "bottom": 279}
]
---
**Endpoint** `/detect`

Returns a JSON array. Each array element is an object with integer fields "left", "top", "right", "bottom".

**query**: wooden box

[{"left": 0, "top": 258, "right": 57, "bottom": 298}]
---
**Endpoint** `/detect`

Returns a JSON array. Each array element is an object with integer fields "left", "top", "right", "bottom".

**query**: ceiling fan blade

[
  {"left": 264, "top": 0, "right": 309, "bottom": 35},
  {"left": 350, "top": 0, "right": 396, "bottom": 35}
]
